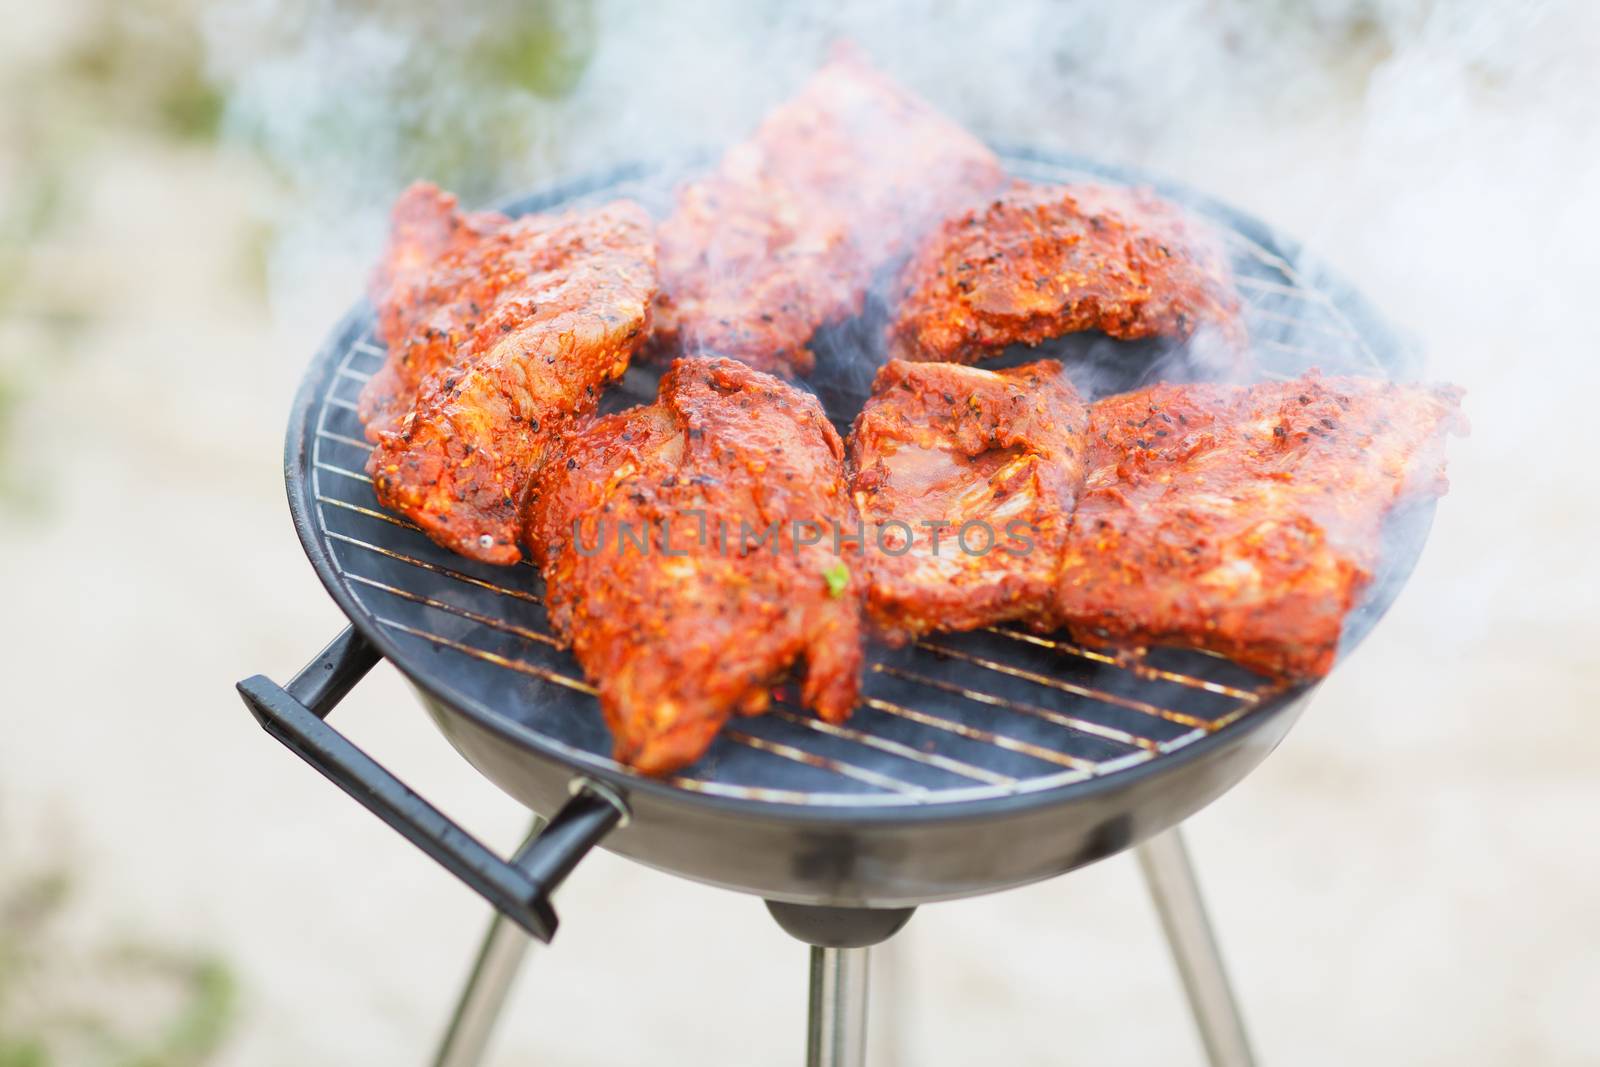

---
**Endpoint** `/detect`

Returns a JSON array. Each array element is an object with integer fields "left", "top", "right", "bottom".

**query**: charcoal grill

[{"left": 237, "top": 149, "right": 1430, "bottom": 1067}]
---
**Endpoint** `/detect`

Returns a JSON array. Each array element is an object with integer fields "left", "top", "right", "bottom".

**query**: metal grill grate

[{"left": 298, "top": 152, "right": 1397, "bottom": 808}]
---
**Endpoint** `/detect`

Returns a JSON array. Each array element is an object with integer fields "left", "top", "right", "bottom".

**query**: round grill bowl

[{"left": 278, "top": 149, "right": 1431, "bottom": 909}]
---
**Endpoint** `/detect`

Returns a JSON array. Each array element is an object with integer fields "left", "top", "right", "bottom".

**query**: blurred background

[{"left": 1, "top": 0, "right": 1596, "bottom": 1064}]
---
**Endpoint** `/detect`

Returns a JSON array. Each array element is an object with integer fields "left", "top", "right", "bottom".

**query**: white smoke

[{"left": 200, "top": 0, "right": 1600, "bottom": 640}]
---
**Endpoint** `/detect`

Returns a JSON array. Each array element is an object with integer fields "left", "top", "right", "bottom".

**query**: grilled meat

[
  {"left": 1051, "top": 374, "right": 1466, "bottom": 679},
  {"left": 361, "top": 185, "right": 657, "bottom": 564},
  {"left": 655, "top": 47, "right": 1004, "bottom": 378},
  {"left": 887, "top": 182, "right": 1244, "bottom": 368},
  {"left": 360, "top": 183, "right": 517, "bottom": 439},
  {"left": 848, "top": 359, "right": 1090, "bottom": 644},
  {"left": 526, "top": 357, "right": 863, "bottom": 775}
]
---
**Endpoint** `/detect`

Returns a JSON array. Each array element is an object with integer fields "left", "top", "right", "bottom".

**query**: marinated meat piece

[
  {"left": 848, "top": 359, "right": 1090, "bottom": 644},
  {"left": 361, "top": 189, "right": 657, "bottom": 564},
  {"left": 526, "top": 357, "right": 863, "bottom": 775},
  {"left": 1051, "top": 374, "right": 1466, "bottom": 678},
  {"left": 888, "top": 181, "right": 1244, "bottom": 367},
  {"left": 361, "top": 182, "right": 516, "bottom": 438},
  {"left": 655, "top": 47, "right": 1004, "bottom": 377}
]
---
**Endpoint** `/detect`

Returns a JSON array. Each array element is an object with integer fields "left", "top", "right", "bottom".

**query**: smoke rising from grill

[
  {"left": 0, "top": 4, "right": 1591, "bottom": 1064},
  {"left": 203, "top": 0, "right": 1599, "bottom": 654}
]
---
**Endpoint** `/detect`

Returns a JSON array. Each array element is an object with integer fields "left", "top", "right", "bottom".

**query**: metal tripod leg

[
  {"left": 808, "top": 945, "right": 870, "bottom": 1067},
  {"left": 1136, "top": 826, "right": 1257, "bottom": 1067},
  {"left": 768, "top": 901, "right": 912, "bottom": 1067},
  {"left": 432, "top": 816, "right": 547, "bottom": 1067}
]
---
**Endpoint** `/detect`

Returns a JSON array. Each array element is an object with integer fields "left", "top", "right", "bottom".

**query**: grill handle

[{"left": 236, "top": 626, "right": 626, "bottom": 943}]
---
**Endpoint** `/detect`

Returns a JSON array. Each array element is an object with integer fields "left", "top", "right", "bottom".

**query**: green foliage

[
  {"left": 113, "top": 951, "right": 236, "bottom": 1067},
  {"left": 0, "top": 0, "right": 232, "bottom": 513},
  {"left": 158, "top": 79, "right": 226, "bottom": 143},
  {"left": 61, "top": 1, "right": 224, "bottom": 142},
  {"left": 0, "top": 861, "right": 236, "bottom": 1067},
  {"left": 221, "top": 0, "right": 597, "bottom": 203},
  {"left": 476, "top": 3, "right": 597, "bottom": 99},
  {"left": 0, "top": 163, "right": 71, "bottom": 512},
  {"left": 0, "top": 1039, "right": 48, "bottom": 1067}
]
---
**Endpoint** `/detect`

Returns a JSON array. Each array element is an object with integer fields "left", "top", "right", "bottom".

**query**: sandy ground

[{"left": 3, "top": 8, "right": 1598, "bottom": 1067}]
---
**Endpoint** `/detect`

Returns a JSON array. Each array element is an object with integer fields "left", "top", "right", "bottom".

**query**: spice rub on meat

[
  {"left": 654, "top": 47, "right": 1005, "bottom": 378},
  {"left": 1050, "top": 374, "right": 1466, "bottom": 679},
  {"left": 525, "top": 357, "right": 863, "bottom": 775},
  {"left": 360, "top": 183, "right": 657, "bottom": 564},
  {"left": 887, "top": 181, "right": 1244, "bottom": 368},
  {"left": 847, "top": 359, "right": 1090, "bottom": 644},
  {"left": 360, "top": 182, "right": 518, "bottom": 439}
]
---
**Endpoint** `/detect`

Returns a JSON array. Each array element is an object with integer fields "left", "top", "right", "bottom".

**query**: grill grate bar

[
  {"left": 914, "top": 640, "right": 1216, "bottom": 730},
  {"left": 317, "top": 493, "right": 420, "bottom": 531},
  {"left": 984, "top": 626, "right": 1120, "bottom": 666},
  {"left": 863, "top": 697, "right": 1098, "bottom": 774},
  {"left": 326, "top": 529, "right": 543, "bottom": 603},
  {"left": 378, "top": 615, "right": 595, "bottom": 694},
  {"left": 874, "top": 663, "right": 1160, "bottom": 751},
  {"left": 1235, "top": 274, "right": 1334, "bottom": 302},
  {"left": 768, "top": 707, "right": 1018, "bottom": 786},
  {"left": 317, "top": 428, "right": 375, "bottom": 450},
  {"left": 1198, "top": 703, "right": 1259, "bottom": 735},
  {"left": 664, "top": 777, "right": 907, "bottom": 806},
  {"left": 987, "top": 628, "right": 1263, "bottom": 700},
  {"left": 722, "top": 731, "right": 928, "bottom": 795},
  {"left": 314, "top": 460, "right": 372, "bottom": 485},
  {"left": 1247, "top": 304, "right": 1359, "bottom": 342},
  {"left": 1257, "top": 336, "right": 1335, "bottom": 363},
  {"left": 346, "top": 571, "right": 561, "bottom": 649}
]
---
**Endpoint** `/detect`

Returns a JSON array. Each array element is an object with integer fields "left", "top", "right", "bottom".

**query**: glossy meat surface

[
  {"left": 1051, "top": 374, "right": 1466, "bottom": 678},
  {"left": 526, "top": 358, "right": 863, "bottom": 775},
  {"left": 887, "top": 182, "right": 1244, "bottom": 367},
  {"left": 361, "top": 185, "right": 657, "bottom": 564},
  {"left": 655, "top": 48, "right": 1004, "bottom": 377},
  {"left": 848, "top": 360, "right": 1090, "bottom": 643},
  {"left": 361, "top": 183, "right": 516, "bottom": 438}
]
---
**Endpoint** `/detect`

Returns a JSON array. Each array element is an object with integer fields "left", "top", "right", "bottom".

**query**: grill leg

[
  {"left": 808, "top": 945, "right": 870, "bottom": 1067},
  {"left": 432, "top": 816, "right": 546, "bottom": 1067},
  {"left": 1136, "top": 827, "right": 1257, "bottom": 1067},
  {"left": 766, "top": 902, "right": 913, "bottom": 1067}
]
